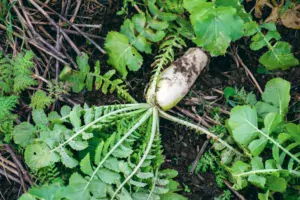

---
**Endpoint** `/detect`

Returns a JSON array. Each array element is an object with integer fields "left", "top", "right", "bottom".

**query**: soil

[{"left": 1, "top": 1, "right": 299, "bottom": 200}]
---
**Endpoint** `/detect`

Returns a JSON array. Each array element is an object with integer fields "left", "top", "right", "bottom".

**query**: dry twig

[
  {"left": 189, "top": 139, "right": 210, "bottom": 175},
  {"left": 0, "top": 168, "right": 21, "bottom": 185},
  {"left": 28, "top": 0, "right": 82, "bottom": 55},
  {"left": 175, "top": 106, "right": 211, "bottom": 128},
  {"left": 34, "top": 0, "right": 106, "bottom": 54},
  {"left": 4, "top": 145, "right": 33, "bottom": 187},
  {"left": 223, "top": 180, "right": 246, "bottom": 200},
  {"left": 231, "top": 47, "right": 263, "bottom": 95}
]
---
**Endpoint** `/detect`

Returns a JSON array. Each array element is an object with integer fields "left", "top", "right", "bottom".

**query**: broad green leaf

[
  {"left": 186, "top": 2, "right": 244, "bottom": 55},
  {"left": 47, "top": 111, "right": 61, "bottom": 122},
  {"left": 160, "top": 169, "right": 178, "bottom": 179},
  {"left": 32, "top": 109, "right": 48, "bottom": 126},
  {"left": 19, "top": 194, "right": 36, "bottom": 200},
  {"left": 278, "top": 133, "right": 291, "bottom": 144},
  {"left": 77, "top": 53, "right": 90, "bottom": 73},
  {"left": 89, "top": 179, "right": 107, "bottom": 198},
  {"left": 264, "top": 113, "right": 283, "bottom": 134},
  {"left": 103, "top": 133, "right": 115, "bottom": 155},
  {"left": 121, "top": 16, "right": 152, "bottom": 54},
  {"left": 183, "top": 0, "right": 207, "bottom": 13},
  {"left": 230, "top": 161, "right": 250, "bottom": 190},
  {"left": 266, "top": 176, "right": 287, "bottom": 192},
  {"left": 83, "top": 107, "right": 94, "bottom": 125},
  {"left": 40, "top": 127, "right": 62, "bottom": 149},
  {"left": 261, "top": 23, "right": 277, "bottom": 31},
  {"left": 132, "top": 192, "right": 159, "bottom": 200},
  {"left": 13, "top": 122, "right": 35, "bottom": 147},
  {"left": 81, "top": 132, "right": 93, "bottom": 140},
  {"left": 251, "top": 157, "right": 264, "bottom": 170},
  {"left": 102, "top": 70, "right": 115, "bottom": 93},
  {"left": 70, "top": 105, "right": 82, "bottom": 131},
  {"left": 215, "top": 0, "right": 241, "bottom": 7},
  {"left": 258, "top": 191, "right": 269, "bottom": 200},
  {"left": 27, "top": 183, "right": 63, "bottom": 200},
  {"left": 259, "top": 42, "right": 299, "bottom": 70},
  {"left": 250, "top": 31, "right": 281, "bottom": 51},
  {"left": 248, "top": 174, "right": 266, "bottom": 189},
  {"left": 223, "top": 87, "right": 236, "bottom": 102},
  {"left": 147, "top": 0, "right": 177, "bottom": 21},
  {"left": 160, "top": 193, "right": 187, "bottom": 200},
  {"left": 59, "top": 66, "right": 86, "bottom": 93},
  {"left": 141, "top": 160, "right": 151, "bottom": 168},
  {"left": 149, "top": 19, "right": 169, "bottom": 30},
  {"left": 142, "top": 29, "right": 165, "bottom": 43},
  {"left": 286, "top": 123, "right": 300, "bottom": 144},
  {"left": 157, "top": 179, "right": 170, "bottom": 186},
  {"left": 80, "top": 153, "right": 93, "bottom": 176},
  {"left": 228, "top": 106, "right": 258, "bottom": 146},
  {"left": 68, "top": 139, "right": 88, "bottom": 151},
  {"left": 272, "top": 144, "right": 280, "bottom": 163},
  {"left": 95, "top": 141, "right": 104, "bottom": 165},
  {"left": 130, "top": 179, "right": 147, "bottom": 187},
  {"left": 220, "top": 149, "right": 234, "bottom": 165},
  {"left": 248, "top": 158, "right": 267, "bottom": 188},
  {"left": 244, "top": 21, "right": 259, "bottom": 37},
  {"left": 58, "top": 148, "right": 78, "bottom": 168},
  {"left": 265, "top": 159, "right": 281, "bottom": 177},
  {"left": 62, "top": 173, "right": 91, "bottom": 200},
  {"left": 60, "top": 105, "right": 71, "bottom": 117},
  {"left": 63, "top": 128, "right": 88, "bottom": 151},
  {"left": 248, "top": 137, "right": 268, "bottom": 156},
  {"left": 62, "top": 173, "right": 107, "bottom": 200},
  {"left": 121, "top": 19, "right": 136, "bottom": 42},
  {"left": 231, "top": 161, "right": 250, "bottom": 173},
  {"left": 112, "top": 147, "right": 133, "bottom": 158},
  {"left": 260, "top": 78, "right": 290, "bottom": 116},
  {"left": 97, "top": 168, "right": 121, "bottom": 184},
  {"left": 265, "top": 159, "right": 277, "bottom": 169},
  {"left": 168, "top": 180, "right": 180, "bottom": 192},
  {"left": 105, "top": 31, "right": 143, "bottom": 79},
  {"left": 117, "top": 188, "right": 134, "bottom": 200},
  {"left": 119, "top": 161, "right": 133, "bottom": 176},
  {"left": 25, "top": 143, "right": 59, "bottom": 170},
  {"left": 103, "top": 157, "right": 121, "bottom": 173},
  {"left": 136, "top": 172, "right": 153, "bottom": 179},
  {"left": 154, "top": 187, "right": 169, "bottom": 195},
  {"left": 255, "top": 102, "right": 278, "bottom": 117}
]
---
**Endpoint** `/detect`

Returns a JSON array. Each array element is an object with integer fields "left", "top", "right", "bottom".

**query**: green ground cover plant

[{"left": 227, "top": 78, "right": 300, "bottom": 199}]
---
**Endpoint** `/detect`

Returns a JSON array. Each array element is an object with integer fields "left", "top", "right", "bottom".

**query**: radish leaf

[{"left": 184, "top": 0, "right": 244, "bottom": 56}]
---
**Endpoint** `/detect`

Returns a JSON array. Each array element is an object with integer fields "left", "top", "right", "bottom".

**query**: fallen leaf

[
  {"left": 265, "top": 6, "right": 280, "bottom": 22},
  {"left": 281, "top": 4, "right": 300, "bottom": 29},
  {"left": 254, "top": 0, "right": 273, "bottom": 18}
]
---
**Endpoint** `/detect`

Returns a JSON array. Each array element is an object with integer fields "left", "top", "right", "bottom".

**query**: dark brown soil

[
  {"left": 161, "top": 121, "right": 222, "bottom": 199},
  {"left": 0, "top": 178, "right": 21, "bottom": 200}
]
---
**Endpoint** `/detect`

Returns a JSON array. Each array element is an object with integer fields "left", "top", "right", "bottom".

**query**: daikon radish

[{"left": 152, "top": 48, "right": 208, "bottom": 111}]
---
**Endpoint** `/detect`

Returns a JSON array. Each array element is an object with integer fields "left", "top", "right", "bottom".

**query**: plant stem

[
  {"left": 147, "top": 168, "right": 159, "bottom": 200},
  {"left": 247, "top": 120, "right": 300, "bottom": 165},
  {"left": 81, "top": 108, "right": 153, "bottom": 198},
  {"left": 234, "top": 169, "right": 300, "bottom": 177},
  {"left": 111, "top": 108, "right": 158, "bottom": 199},
  {"left": 51, "top": 104, "right": 149, "bottom": 152},
  {"left": 158, "top": 109, "right": 244, "bottom": 157},
  {"left": 60, "top": 103, "right": 148, "bottom": 121}
]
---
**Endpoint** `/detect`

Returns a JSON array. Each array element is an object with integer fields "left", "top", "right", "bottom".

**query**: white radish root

[{"left": 154, "top": 48, "right": 208, "bottom": 111}]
